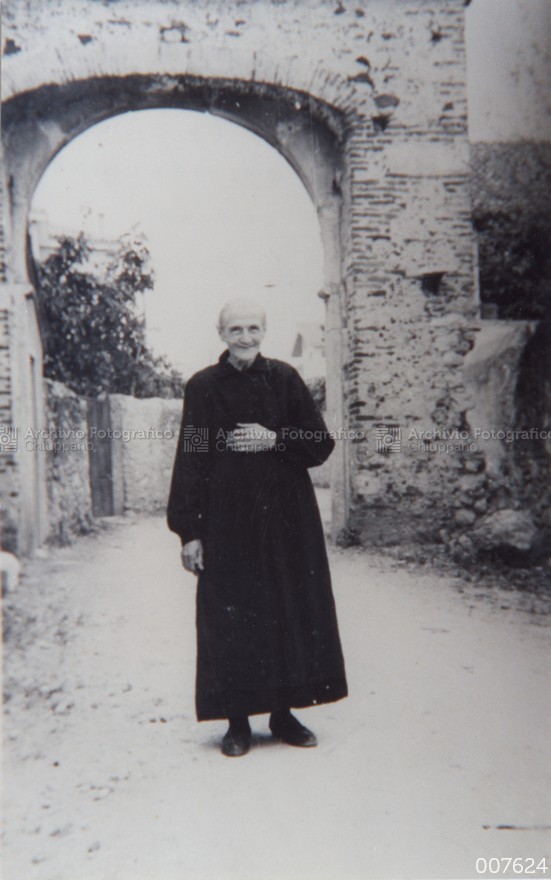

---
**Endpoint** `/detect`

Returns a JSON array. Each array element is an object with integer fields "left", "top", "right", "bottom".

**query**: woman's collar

[{"left": 217, "top": 350, "right": 269, "bottom": 374}]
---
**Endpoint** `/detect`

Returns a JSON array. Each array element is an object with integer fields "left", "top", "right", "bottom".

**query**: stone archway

[
  {"left": 1, "top": 74, "right": 348, "bottom": 551},
  {"left": 2, "top": 0, "right": 480, "bottom": 559}
]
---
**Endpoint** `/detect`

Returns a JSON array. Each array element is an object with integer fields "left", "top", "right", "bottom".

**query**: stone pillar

[
  {"left": 318, "top": 190, "right": 348, "bottom": 541},
  {"left": 0, "top": 282, "right": 48, "bottom": 553}
]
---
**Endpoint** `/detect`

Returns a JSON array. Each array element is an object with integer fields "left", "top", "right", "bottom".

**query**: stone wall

[
  {"left": 512, "top": 318, "right": 551, "bottom": 537},
  {"left": 45, "top": 380, "right": 93, "bottom": 544},
  {"left": 44, "top": 388, "right": 181, "bottom": 540},
  {"left": 432, "top": 320, "right": 550, "bottom": 563}
]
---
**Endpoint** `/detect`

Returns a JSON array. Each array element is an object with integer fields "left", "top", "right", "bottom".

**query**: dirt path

[{"left": 3, "top": 512, "right": 550, "bottom": 880}]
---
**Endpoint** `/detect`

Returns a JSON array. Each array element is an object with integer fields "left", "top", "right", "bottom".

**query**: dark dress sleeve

[
  {"left": 275, "top": 367, "right": 335, "bottom": 468},
  {"left": 167, "top": 377, "right": 211, "bottom": 545}
]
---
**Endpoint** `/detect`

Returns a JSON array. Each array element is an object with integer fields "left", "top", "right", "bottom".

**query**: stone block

[
  {"left": 454, "top": 508, "right": 476, "bottom": 527},
  {"left": 463, "top": 321, "right": 536, "bottom": 478},
  {"left": 471, "top": 508, "right": 538, "bottom": 554}
]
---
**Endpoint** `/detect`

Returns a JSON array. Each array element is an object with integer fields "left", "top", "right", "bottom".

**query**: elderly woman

[{"left": 167, "top": 299, "right": 347, "bottom": 757}]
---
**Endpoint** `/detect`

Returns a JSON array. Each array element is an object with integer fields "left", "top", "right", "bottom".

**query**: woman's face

[{"left": 218, "top": 308, "right": 266, "bottom": 363}]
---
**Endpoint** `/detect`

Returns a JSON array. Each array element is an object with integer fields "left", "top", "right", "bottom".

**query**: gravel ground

[{"left": 3, "top": 507, "right": 550, "bottom": 880}]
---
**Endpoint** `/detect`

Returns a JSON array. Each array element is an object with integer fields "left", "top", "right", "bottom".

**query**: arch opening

[
  {"left": 30, "top": 108, "right": 326, "bottom": 378},
  {"left": 2, "top": 76, "right": 348, "bottom": 548}
]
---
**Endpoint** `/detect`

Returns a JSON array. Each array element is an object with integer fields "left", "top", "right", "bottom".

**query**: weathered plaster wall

[
  {"left": 0, "top": 282, "right": 49, "bottom": 553},
  {"left": 1, "top": 0, "right": 480, "bottom": 553},
  {"left": 0, "top": 286, "right": 18, "bottom": 551},
  {"left": 109, "top": 394, "right": 182, "bottom": 514}
]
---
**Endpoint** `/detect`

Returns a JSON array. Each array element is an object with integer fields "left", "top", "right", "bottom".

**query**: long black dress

[{"left": 167, "top": 350, "right": 347, "bottom": 721}]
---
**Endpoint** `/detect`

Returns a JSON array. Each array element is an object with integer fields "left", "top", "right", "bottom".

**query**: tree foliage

[
  {"left": 306, "top": 375, "right": 326, "bottom": 411},
  {"left": 36, "top": 232, "right": 184, "bottom": 398},
  {"left": 471, "top": 143, "right": 551, "bottom": 320}
]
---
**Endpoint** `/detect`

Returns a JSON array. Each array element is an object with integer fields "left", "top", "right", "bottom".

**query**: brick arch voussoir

[{"left": 2, "top": 73, "right": 348, "bottom": 284}]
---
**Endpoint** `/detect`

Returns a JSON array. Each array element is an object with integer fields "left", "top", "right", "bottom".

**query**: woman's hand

[
  {"left": 181, "top": 539, "right": 204, "bottom": 574},
  {"left": 226, "top": 423, "right": 277, "bottom": 453}
]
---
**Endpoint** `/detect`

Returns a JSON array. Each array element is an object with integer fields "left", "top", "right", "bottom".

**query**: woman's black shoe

[
  {"left": 221, "top": 719, "right": 251, "bottom": 757},
  {"left": 269, "top": 711, "right": 317, "bottom": 747}
]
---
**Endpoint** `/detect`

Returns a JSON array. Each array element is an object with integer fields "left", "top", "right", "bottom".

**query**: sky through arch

[{"left": 31, "top": 108, "right": 325, "bottom": 379}]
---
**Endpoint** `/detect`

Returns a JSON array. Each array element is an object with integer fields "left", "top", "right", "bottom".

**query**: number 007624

[{"left": 475, "top": 857, "right": 549, "bottom": 875}]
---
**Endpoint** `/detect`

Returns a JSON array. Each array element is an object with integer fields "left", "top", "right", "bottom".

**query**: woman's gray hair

[{"left": 217, "top": 299, "right": 267, "bottom": 331}]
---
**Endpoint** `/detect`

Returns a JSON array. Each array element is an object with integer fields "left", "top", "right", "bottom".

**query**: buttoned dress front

[{"left": 167, "top": 351, "right": 348, "bottom": 720}]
